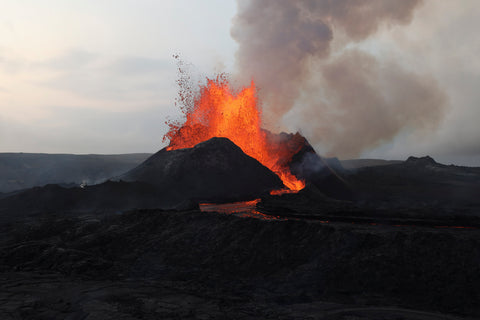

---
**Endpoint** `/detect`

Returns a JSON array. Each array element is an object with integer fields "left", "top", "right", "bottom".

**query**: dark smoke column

[{"left": 231, "top": 0, "right": 447, "bottom": 158}]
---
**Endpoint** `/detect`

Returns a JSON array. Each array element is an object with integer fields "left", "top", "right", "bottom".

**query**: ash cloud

[
  {"left": 231, "top": 0, "right": 447, "bottom": 158},
  {"left": 301, "top": 50, "right": 447, "bottom": 157}
]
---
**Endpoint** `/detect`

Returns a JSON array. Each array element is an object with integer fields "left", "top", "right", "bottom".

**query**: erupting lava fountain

[{"left": 163, "top": 74, "right": 305, "bottom": 193}]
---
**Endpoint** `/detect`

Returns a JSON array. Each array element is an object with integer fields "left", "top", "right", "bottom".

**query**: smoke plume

[{"left": 231, "top": 0, "right": 447, "bottom": 158}]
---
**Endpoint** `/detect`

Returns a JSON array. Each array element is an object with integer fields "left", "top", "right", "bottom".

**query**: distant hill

[
  {"left": 340, "top": 158, "right": 403, "bottom": 170},
  {"left": 0, "top": 153, "right": 151, "bottom": 193},
  {"left": 345, "top": 156, "right": 480, "bottom": 208}
]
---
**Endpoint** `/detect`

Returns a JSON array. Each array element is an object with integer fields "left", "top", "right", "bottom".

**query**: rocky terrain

[
  {"left": 0, "top": 207, "right": 478, "bottom": 319},
  {"left": 0, "top": 140, "right": 479, "bottom": 319},
  {"left": 345, "top": 156, "right": 480, "bottom": 210}
]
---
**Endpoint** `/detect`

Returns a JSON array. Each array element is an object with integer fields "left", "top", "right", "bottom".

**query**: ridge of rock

[
  {"left": 120, "top": 137, "right": 284, "bottom": 203},
  {"left": 405, "top": 156, "right": 438, "bottom": 166}
]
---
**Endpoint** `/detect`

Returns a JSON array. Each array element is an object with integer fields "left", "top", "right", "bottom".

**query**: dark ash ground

[
  {"left": 0, "top": 206, "right": 478, "bottom": 319},
  {"left": 0, "top": 149, "right": 479, "bottom": 319}
]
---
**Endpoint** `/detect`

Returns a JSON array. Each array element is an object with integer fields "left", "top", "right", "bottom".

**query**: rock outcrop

[{"left": 119, "top": 137, "right": 284, "bottom": 203}]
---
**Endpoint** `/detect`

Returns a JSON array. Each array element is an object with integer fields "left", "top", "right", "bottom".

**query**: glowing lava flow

[{"left": 163, "top": 74, "right": 305, "bottom": 192}]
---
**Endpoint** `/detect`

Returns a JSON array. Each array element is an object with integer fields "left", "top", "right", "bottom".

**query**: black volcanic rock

[
  {"left": 1, "top": 208, "right": 479, "bottom": 318},
  {"left": 263, "top": 131, "right": 353, "bottom": 200},
  {"left": 322, "top": 156, "right": 346, "bottom": 173},
  {"left": 0, "top": 181, "right": 176, "bottom": 219},
  {"left": 289, "top": 142, "right": 353, "bottom": 200},
  {"left": 119, "top": 137, "right": 284, "bottom": 203},
  {"left": 405, "top": 155, "right": 438, "bottom": 166}
]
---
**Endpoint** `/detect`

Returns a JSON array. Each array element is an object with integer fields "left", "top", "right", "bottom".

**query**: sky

[
  {"left": 1, "top": 1, "right": 479, "bottom": 166},
  {"left": 0, "top": 0, "right": 238, "bottom": 154}
]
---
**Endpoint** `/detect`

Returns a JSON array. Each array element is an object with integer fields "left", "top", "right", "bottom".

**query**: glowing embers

[{"left": 164, "top": 74, "right": 305, "bottom": 193}]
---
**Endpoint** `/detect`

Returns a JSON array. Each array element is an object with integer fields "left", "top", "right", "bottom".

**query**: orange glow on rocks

[{"left": 164, "top": 74, "right": 305, "bottom": 192}]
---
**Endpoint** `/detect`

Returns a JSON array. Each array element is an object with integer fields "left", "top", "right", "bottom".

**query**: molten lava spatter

[{"left": 163, "top": 74, "right": 305, "bottom": 192}]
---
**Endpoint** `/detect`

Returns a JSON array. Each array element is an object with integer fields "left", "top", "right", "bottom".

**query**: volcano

[
  {"left": 119, "top": 133, "right": 351, "bottom": 204},
  {"left": 119, "top": 73, "right": 352, "bottom": 203},
  {"left": 164, "top": 74, "right": 306, "bottom": 192},
  {"left": 119, "top": 137, "right": 284, "bottom": 203}
]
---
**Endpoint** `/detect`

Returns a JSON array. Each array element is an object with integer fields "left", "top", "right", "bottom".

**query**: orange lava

[
  {"left": 199, "top": 199, "right": 285, "bottom": 220},
  {"left": 164, "top": 74, "right": 305, "bottom": 192},
  {"left": 200, "top": 199, "right": 261, "bottom": 209},
  {"left": 269, "top": 189, "right": 303, "bottom": 196}
]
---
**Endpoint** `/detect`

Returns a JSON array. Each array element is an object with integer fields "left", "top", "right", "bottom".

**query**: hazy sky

[
  {"left": 0, "top": 0, "right": 237, "bottom": 154},
  {"left": 1, "top": 1, "right": 479, "bottom": 165}
]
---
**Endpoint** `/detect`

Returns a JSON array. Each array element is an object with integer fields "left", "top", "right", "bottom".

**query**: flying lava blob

[{"left": 163, "top": 74, "right": 305, "bottom": 192}]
